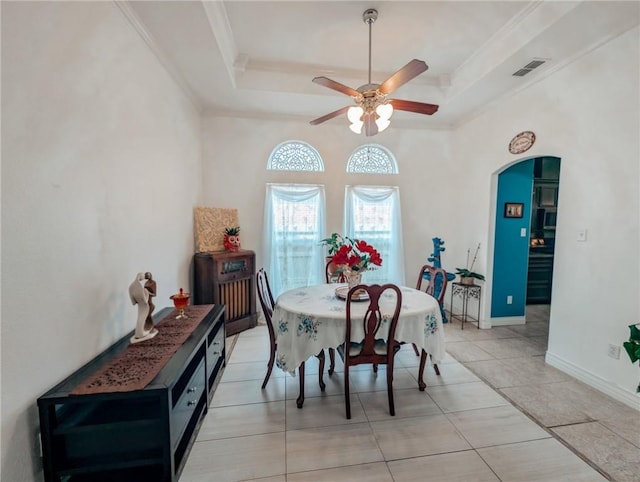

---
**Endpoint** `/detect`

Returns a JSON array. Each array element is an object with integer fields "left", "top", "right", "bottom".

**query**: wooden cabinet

[
  {"left": 193, "top": 250, "right": 257, "bottom": 336},
  {"left": 37, "top": 305, "right": 225, "bottom": 482}
]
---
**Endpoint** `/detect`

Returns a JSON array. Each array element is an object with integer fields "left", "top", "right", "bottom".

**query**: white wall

[
  {"left": 200, "top": 117, "right": 456, "bottom": 280},
  {"left": 1, "top": 3, "right": 203, "bottom": 480},
  {"left": 452, "top": 26, "right": 640, "bottom": 405}
]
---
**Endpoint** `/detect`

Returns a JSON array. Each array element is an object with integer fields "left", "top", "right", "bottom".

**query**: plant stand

[{"left": 449, "top": 282, "right": 481, "bottom": 329}]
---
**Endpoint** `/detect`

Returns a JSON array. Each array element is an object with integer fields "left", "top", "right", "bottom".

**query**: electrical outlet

[
  {"left": 607, "top": 344, "right": 621, "bottom": 359},
  {"left": 507, "top": 295, "right": 513, "bottom": 305}
]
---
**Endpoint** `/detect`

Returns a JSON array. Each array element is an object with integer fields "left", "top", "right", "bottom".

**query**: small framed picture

[{"left": 504, "top": 202, "right": 524, "bottom": 218}]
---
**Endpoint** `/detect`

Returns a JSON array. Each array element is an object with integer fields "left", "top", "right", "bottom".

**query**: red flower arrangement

[{"left": 330, "top": 238, "right": 383, "bottom": 272}]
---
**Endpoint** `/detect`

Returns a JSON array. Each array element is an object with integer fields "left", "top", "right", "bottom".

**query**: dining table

[{"left": 272, "top": 283, "right": 446, "bottom": 407}]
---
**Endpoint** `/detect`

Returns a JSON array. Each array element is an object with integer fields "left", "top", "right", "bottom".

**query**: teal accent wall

[{"left": 491, "top": 160, "right": 534, "bottom": 318}]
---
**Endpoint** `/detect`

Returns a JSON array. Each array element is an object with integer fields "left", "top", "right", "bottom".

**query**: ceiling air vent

[{"left": 512, "top": 58, "right": 547, "bottom": 77}]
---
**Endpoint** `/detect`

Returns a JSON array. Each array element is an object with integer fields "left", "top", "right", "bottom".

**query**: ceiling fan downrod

[{"left": 363, "top": 8, "right": 378, "bottom": 86}]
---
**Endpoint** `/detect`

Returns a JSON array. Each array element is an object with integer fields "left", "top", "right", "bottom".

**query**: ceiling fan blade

[
  {"left": 378, "top": 59, "right": 428, "bottom": 94},
  {"left": 312, "top": 76, "right": 361, "bottom": 97},
  {"left": 363, "top": 113, "right": 378, "bottom": 137},
  {"left": 309, "top": 106, "right": 350, "bottom": 125},
  {"left": 389, "top": 98, "right": 439, "bottom": 115}
]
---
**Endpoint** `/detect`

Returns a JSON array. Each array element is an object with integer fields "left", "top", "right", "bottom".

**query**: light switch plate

[{"left": 520, "top": 228, "right": 527, "bottom": 237}]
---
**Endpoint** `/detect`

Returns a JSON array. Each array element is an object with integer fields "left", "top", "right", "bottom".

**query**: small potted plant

[
  {"left": 623, "top": 323, "right": 640, "bottom": 393},
  {"left": 456, "top": 243, "right": 485, "bottom": 285},
  {"left": 223, "top": 226, "right": 241, "bottom": 252}
]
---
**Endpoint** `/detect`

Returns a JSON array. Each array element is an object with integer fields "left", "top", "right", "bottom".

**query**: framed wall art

[{"left": 504, "top": 202, "right": 524, "bottom": 218}]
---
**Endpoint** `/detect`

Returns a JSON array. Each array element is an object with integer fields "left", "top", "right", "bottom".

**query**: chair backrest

[
  {"left": 325, "top": 259, "right": 346, "bottom": 283},
  {"left": 416, "top": 265, "right": 448, "bottom": 305},
  {"left": 256, "top": 268, "right": 276, "bottom": 339},
  {"left": 345, "top": 283, "right": 402, "bottom": 365}
]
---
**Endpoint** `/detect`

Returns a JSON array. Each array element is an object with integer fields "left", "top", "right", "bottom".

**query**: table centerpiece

[{"left": 325, "top": 234, "right": 383, "bottom": 291}]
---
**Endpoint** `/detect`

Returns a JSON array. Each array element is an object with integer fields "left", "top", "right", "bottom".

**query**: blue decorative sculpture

[{"left": 424, "top": 237, "right": 455, "bottom": 323}]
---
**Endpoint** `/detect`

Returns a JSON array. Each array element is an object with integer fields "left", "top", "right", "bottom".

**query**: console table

[
  {"left": 450, "top": 282, "right": 481, "bottom": 329},
  {"left": 37, "top": 304, "right": 225, "bottom": 482}
]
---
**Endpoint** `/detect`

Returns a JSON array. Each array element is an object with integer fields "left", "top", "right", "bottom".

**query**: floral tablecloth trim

[
  {"left": 296, "top": 314, "right": 321, "bottom": 340},
  {"left": 423, "top": 312, "right": 439, "bottom": 335}
]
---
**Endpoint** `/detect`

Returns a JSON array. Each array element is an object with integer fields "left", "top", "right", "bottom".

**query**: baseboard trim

[
  {"left": 489, "top": 316, "right": 526, "bottom": 326},
  {"left": 546, "top": 351, "right": 640, "bottom": 410}
]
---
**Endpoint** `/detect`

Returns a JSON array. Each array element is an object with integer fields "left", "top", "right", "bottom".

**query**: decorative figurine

[
  {"left": 144, "top": 272, "right": 156, "bottom": 332},
  {"left": 129, "top": 272, "right": 159, "bottom": 344},
  {"left": 223, "top": 226, "right": 241, "bottom": 252}
]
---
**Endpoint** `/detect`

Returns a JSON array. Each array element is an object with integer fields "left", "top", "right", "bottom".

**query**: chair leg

[
  {"left": 432, "top": 354, "right": 441, "bottom": 376},
  {"left": 316, "top": 350, "right": 326, "bottom": 391},
  {"left": 328, "top": 348, "right": 335, "bottom": 376},
  {"left": 261, "top": 345, "right": 276, "bottom": 389},
  {"left": 418, "top": 350, "right": 427, "bottom": 391},
  {"left": 412, "top": 343, "right": 420, "bottom": 357},
  {"left": 387, "top": 361, "right": 395, "bottom": 416},
  {"left": 296, "top": 362, "right": 305, "bottom": 408},
  {"left": 344, "top": 364, "right": 351, "bottom": 419},
  {"left": 373, "top": 363, "right": 378, "bottom": 373}
]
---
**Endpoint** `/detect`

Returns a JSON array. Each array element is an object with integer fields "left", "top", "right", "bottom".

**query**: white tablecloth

[{"left": 272, "top": 284, "right": 445, "bottom": 375}]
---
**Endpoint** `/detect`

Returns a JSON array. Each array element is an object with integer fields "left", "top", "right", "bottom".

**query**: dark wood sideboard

[
  {"left": 37, "top": 305, "right": 225, "bottom": 482},
  {"left": 193, "top": 250, "right": 257, "bottom": 336}
]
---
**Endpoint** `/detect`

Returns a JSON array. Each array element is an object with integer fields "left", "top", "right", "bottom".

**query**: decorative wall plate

[{"left": 509, "top": 131, "right": 536, "bottom": 154}]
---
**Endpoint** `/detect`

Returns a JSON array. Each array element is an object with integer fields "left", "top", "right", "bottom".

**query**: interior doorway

[
  {"left": 490, "top": 156, "right": 561, "bottom": 326},
  {"left": 526, "top": 157, "right": 561, "bottom": 305}
]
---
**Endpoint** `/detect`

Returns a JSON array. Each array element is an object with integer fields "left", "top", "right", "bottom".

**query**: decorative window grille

[
  {"left": 347, "top": 144, "right": 398, "bottom": 174},
  {"left": 268, "top": 141, "right": 324, "bottom": 171}
]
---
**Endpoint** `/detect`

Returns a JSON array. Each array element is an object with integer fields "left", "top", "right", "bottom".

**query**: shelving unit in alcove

[{"left": 527, "top": 157, "right": 560, "bottom": 304}]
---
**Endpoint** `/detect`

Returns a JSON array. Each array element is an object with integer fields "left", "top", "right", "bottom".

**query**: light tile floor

[{"left": 180, "top": 305, "right": 639, "bottom": 482}]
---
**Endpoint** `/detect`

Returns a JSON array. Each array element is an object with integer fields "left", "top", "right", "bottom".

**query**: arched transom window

[
  {"left": 268, "top": 141, "right": 324, "bottom": 172},
  {"left": 347, "top": 144, "right": 398, "bottom": 174}
]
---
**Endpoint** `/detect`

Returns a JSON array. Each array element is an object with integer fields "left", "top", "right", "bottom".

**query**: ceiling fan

[{"left": 310, "top": 8, "right": 439, "bottom": 137}]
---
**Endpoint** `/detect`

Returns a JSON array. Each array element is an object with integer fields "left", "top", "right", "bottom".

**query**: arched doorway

[{"left": 490, "top": 156, "right": 561, "bottom": 326}]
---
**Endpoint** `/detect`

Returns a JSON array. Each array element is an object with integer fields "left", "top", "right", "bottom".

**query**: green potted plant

[
  {"left": 623, "top": 323, "right": 640, "bottom": 393},
  {"left": 456, "top": 243, "right": 485, "bottom": 285}
]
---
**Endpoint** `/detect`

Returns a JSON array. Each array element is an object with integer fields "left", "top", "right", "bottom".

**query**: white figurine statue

[{"left": 129, "top": 272, "right": 158, "bottom": 344}]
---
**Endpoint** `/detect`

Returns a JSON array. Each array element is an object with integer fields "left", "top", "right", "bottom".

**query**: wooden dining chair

[
  {"left": 256, "top": 268, "right": 326, "bottom": 391},
  {"left": 413, "top": 264, "right": 448, "bottom": 375},
  {"left": 256, "top": 268, "right": 277, "bottom": 389},
  {"left": 337, "top": 283, "right": 402, "bottom": 419},
  {"left": 325, "top": 258, "right": 347, "bottom": 283},
  {"left": 324, "top": 259, "right": 346, "bottom": 375}
]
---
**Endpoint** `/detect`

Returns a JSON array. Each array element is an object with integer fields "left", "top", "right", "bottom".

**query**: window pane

[
  {"left": 344, "top": 186, "right": 405, "bottom": 285},
  {"left": 264, "top": 184, "right": 325, "bottom": 296}
]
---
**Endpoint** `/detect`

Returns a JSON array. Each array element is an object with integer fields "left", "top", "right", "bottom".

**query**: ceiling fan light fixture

[
  {"left": 349, "top": 122, "right": 363, "bottom": 134},
  {"left": 347, "top": 105, "right": 364, "bottom": 133},
  {"left": 376, "top": 102, "right": 393, "bottom": 120},
  {"left": 375, "top": 102, "right": 393, "bottom": 132},
  {"left": 347, "top": 105, "right": 364, "bottom": 123}
]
